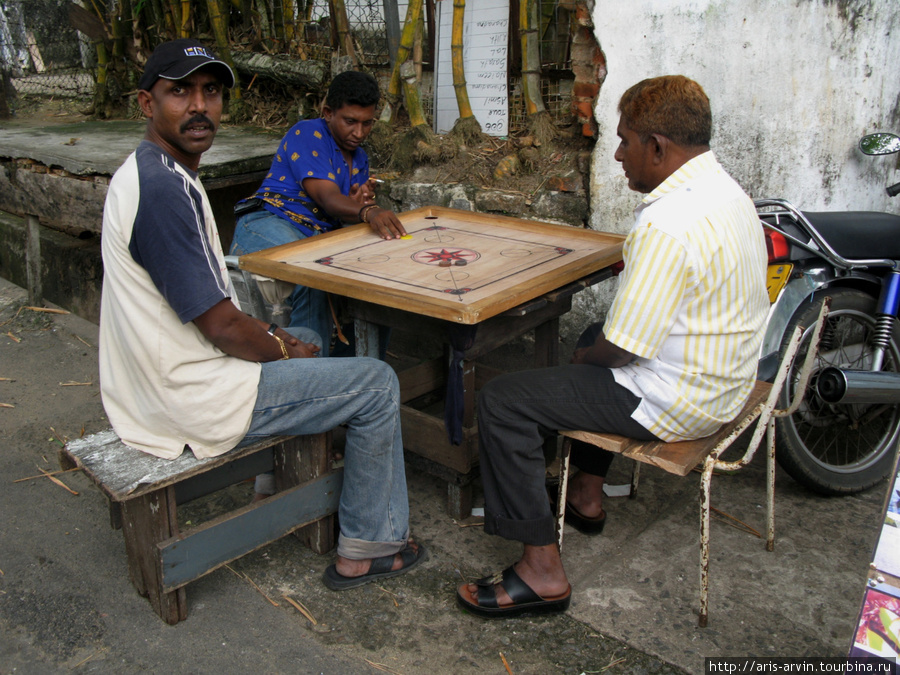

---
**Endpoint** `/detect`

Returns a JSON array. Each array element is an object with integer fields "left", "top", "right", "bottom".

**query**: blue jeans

[
  {"left": 230, "top": 209, "right": 334, "bottom": 356},
  {"left": 238, "top": 327, "right": 409, "bottom": 561}
]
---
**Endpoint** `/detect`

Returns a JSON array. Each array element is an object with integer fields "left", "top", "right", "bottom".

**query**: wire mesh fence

[
  {"left": 0, "top": 0, "right": 94, "bottom": 99},
  {"left": 1, "top": 0, "right": 578, "bottom": 133}
]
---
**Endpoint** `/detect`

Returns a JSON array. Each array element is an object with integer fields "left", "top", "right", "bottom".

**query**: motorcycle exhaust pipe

[{"left": 817, "top": 367, "right": 900, "bottom": 404}]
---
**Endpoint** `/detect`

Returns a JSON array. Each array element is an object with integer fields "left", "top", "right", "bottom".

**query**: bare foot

[
  {"left": 457, "top": 544, "right": 569, "bottom": 608},
  {"left": 335, "top": 539, "right": 419, "bottom": 578},
  {"left": 566, "top": 471, "right": 605, "bottom": 519}
]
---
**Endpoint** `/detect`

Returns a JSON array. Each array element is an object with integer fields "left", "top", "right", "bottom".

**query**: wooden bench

[
  {"left": 556, "top": 300, "right": 830, "bottom": 627},
  {"left": 60, "top": 430, "right": 341, "bottom": 625}
]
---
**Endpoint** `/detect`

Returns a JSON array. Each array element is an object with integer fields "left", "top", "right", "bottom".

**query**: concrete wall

[
  {"left": 589, "top": 0, "right": 900, "bottom": 234},
  {"left": 567, "top": 0, "right": 900, "bottom": 335}
]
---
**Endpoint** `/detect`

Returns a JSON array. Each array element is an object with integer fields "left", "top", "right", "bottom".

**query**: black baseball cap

[{"left": 138, "top": 38, "right": 235, "bottom": 91}]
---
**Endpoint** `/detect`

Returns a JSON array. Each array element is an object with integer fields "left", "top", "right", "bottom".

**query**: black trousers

[{"left": 478, "top": 362, "right": 658, "bottom": 546}]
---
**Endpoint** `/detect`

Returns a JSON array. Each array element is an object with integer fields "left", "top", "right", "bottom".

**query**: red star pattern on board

[{"left": 421, "top": 249, "right": 476, "bottom": 264}]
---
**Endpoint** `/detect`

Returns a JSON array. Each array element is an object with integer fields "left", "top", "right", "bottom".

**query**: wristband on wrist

[
  {"left": 266, "top": 323, "right": 278, "bottom": 336},
  {"left": 359, "top": 204, "right": 378, "bottom": 223},
  {"left": 272, "top": 334, "right": 290, "bottom": 360}
]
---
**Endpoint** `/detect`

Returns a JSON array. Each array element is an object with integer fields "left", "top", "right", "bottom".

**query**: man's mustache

[{"left": 180, "top": 115, "right": 216, "bottom": 132}]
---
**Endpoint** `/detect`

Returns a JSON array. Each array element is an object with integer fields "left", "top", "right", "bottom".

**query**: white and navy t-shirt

[{"left": 99, "top": 141, "right": 260, "bottom": 459}]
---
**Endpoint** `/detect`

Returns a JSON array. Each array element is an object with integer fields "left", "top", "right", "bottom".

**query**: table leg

[
  {"left": 447, "top": 482, "right": 473, "bottom": 521},
  {"left": 354, "top": 318, "right": 382, "bottom": 358},
  {"left": 119, "top": 486, "right": 187, "bottom": 624},
  {"left": 533, "top": 316, "right": 560, "bottom": 368}
]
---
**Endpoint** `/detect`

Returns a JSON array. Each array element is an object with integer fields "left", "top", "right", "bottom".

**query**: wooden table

[{"left": 240, "top": 206, "right": 624, "bottom": 517}]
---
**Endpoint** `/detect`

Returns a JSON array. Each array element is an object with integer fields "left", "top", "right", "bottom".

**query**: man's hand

[
  {"left": 274, "top": 326, "right": 320, "bottom": 359},
  {"left": 303, "top": 177, "right": 406, "bottom": 239},
  {"left": 363, "top": 205, "right": 407, "bottom": 239},
  {"left": 194, "top": 298, "right": 319, "bottom": 362},
  {"left": 572, "top": 329, "right": 635, "bottom": 368},
  {"left": 348, "top": 180, "right": 375, "bottom": 206}
]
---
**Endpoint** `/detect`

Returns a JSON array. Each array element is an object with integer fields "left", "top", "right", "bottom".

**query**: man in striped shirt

[{"left": 458, "top": 75, "right": 768, "bottom": 618}]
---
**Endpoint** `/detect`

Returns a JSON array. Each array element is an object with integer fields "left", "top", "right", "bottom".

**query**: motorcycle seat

[{"left": 802, "top": 211, "right": 900, "bottom": 260}]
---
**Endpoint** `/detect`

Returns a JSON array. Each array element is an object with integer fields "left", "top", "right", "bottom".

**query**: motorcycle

[{"left": 754, "top": 132, "right": 900, "bottom": 495}]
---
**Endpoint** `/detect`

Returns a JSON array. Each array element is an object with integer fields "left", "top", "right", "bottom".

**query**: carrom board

[{"left": 239, "top": 206, "right": 624, "bottom": 324}]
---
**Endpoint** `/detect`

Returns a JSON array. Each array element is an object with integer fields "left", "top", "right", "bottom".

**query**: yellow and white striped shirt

[{"left": 604, "top": 151, "right": 768, "bottom": 441}]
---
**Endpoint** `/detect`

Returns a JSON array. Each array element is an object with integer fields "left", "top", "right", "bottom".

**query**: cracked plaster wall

[
  {"left": 568, "top": 0, "right": 900, "bottom": 331},
  {"left": 588, "top": 0, "right": 900, "bottom": 232}
]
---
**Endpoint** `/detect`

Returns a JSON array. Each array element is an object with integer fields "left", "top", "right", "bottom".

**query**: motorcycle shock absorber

[{"left": 872, "top": 270, "right": 900, "bottom": 371}]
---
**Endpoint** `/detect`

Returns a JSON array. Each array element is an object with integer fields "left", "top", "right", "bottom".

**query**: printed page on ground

[{"left": 239, "top": 207, "right": 624, "bottom": 324}]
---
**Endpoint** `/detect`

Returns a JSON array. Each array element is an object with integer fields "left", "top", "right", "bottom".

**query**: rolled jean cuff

[
  {"left": 337, "top": 531, "right": 410, "bottom": 560},
  {"left": 484, "top": 511, "right": 557, "bottom": 547}
]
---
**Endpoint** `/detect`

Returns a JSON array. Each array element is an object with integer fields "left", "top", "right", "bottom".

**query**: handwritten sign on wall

[{"left": 433, "top": 0, "right": 509, "bottom": 137}]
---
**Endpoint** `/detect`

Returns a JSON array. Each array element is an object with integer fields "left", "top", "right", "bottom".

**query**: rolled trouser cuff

[
  {"left": 484, "top": 511, "right": 557, "bottom": 547},
  {"left": 337, "top": 532, "right": 410, "bottom": 560}
]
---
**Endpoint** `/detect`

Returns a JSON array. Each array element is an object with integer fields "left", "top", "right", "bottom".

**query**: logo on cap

[{"left": 184, "top": 46, "right": 213, "bottom": 58}]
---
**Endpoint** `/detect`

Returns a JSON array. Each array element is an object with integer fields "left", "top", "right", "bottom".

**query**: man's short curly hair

[
  {"left": 326, "top": 71, "right": 381, "bottom": 110},
  {"left": 618, "top": 75, "right": 711, "bottom": 147}
]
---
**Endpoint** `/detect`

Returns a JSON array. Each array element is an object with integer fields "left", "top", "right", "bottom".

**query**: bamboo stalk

[
  {"left": 272, "top": 0, "right": 285, "bottom": 42},
  {"left": 413, "top": 2, "right": 423, "bottom": 81},
  {"left": 282, "top": 0, "right": 295, "bottom": 45},
  {"left": 330, "top": 0, "right": 357, "bottom": 66},
  {"left": 206, "top": 0, "right": 243, "bottom": 105},
  {"left": 451, "top": 0, "right": 475, "bottom": 121},
  {"left": 400, "top": 59, "right": 427, "bottom": 128},
  {"left": 167, "top": 0, "right": 182, "bottom": 39},
  {"left": 179, "top": 0, "right": 190, "bottom": 36},
  {"left": 519, "top": 0, "right": 544, "bottom": 116},
  {"left": 382, "top": 0, "right": 422, "bottom": 123}
]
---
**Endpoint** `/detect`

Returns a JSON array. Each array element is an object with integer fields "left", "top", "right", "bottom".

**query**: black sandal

[
  {"left": 456, "top": 565, "right": 571, "bottom": 618},
  {"left": 323, "top": 543, "right": 428, "bottom": 591}
]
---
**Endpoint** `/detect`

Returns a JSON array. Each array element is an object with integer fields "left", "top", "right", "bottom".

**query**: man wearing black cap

[{"left": 99, "top": 39, "right": 426, "bottom": 591}]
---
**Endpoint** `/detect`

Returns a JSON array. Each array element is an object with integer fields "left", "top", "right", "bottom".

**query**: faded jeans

[
  {"left": 238, "top": 327, "right": 409, "bottom": 561},
  {"left": 230, "top": 209, "right": 334, "bottom": 356}
]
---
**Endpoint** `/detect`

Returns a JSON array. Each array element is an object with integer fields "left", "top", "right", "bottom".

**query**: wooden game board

[{"left": 239, "top": 206, "right": 624, "bottom": 324}]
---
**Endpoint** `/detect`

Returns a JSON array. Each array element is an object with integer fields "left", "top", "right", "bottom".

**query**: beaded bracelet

[{"left": 359, "top": 204, "right": 378, "bottom": 223}]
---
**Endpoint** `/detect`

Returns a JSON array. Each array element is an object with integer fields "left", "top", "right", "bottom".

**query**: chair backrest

[{"left": 772, "top": 297, "right": 831, "bottom": 418}]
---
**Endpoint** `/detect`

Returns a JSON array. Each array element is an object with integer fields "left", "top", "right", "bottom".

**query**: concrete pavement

[{"left": 0, "top": 275, "right": 885, "bottom": 674}]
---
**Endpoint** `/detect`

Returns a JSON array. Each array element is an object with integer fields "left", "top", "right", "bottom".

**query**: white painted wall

[
  {"left": 563, "top": 0, "right": 900, "bottom": 339},
  {"left": 588, "top": 0, "right": 900, "bottom": 235}
]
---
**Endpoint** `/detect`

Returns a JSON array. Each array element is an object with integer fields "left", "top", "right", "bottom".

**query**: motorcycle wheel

[{"left": 775, "top": 289, "right": 900, "bottom": 494}]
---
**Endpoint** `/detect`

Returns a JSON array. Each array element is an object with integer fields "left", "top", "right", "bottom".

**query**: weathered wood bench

[{"left": 60, "top": 430, "right": 341, "bottom": 625}]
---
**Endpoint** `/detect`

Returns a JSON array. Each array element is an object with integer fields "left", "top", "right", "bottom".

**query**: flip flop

[
  {"left": 322, "top": 542, "right": 428, "bottom": 591},
  {"left": 456, "top": 565, "right": 571, "bottom": 618}
]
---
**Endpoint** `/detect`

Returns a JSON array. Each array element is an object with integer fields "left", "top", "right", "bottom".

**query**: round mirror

[{"left": 859, "top": 133, "right": 900, "bottom": 156}]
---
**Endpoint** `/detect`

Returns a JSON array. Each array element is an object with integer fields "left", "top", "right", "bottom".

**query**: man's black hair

[{"left": 325, "top": 71, "right": 380, "bottom": 110}]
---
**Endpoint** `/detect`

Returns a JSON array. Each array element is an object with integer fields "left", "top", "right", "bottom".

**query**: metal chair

[
  {"left": 224, "top": 255, "right": 292, "bottom": 326},
  {"left": 557, "top": 299, "right": 830, "bottom": 627}
]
